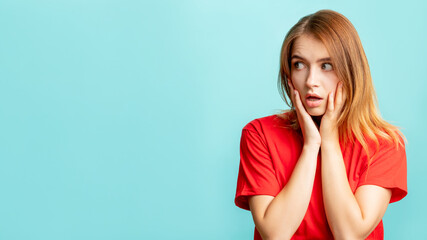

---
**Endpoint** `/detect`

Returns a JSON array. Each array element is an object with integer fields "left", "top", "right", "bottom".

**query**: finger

[
  {"left": 327, "top": 91, "right": 335, "bottom": 112},
  {"left": 337, "top": 82, "right": 347, "bottom": 113},
  {"left": 336, "top": 81, "right": 343, "bottom": 107},
  {"left": 294, "top": 90, "right": 310, "bottom": 117},
  {"left": 287, "top": 79, "right": 295, "bottom": 106},
  {"left": 293, "top": 90, "right": 301, "bottom": 110}
]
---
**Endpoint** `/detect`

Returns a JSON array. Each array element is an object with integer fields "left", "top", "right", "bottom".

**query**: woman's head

[
  {"left": 288, "top": 34, "right": 341, "bottom": 117},
  {"left": 277, "top": 9, "right": 403, "bottom": 151},
  {"left": 279, "top": 9, "right": 373, "bottom": 123}
]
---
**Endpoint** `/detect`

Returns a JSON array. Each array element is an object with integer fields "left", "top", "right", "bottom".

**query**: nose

[{"left": 305, "top": 68, "right": 320, "bottom": 88}]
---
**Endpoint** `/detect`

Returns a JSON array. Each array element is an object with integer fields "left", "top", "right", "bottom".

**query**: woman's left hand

[{"left": 320, "top": 81, "right": 347, "bottom": 143}]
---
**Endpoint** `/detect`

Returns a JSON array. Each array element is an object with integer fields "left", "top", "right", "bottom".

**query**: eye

[
  {"left": 322, "top": 63, "right": 333, "bottom": 71},
  {"left": 293, "top": 62, "right": 305, "bottom": 70}
]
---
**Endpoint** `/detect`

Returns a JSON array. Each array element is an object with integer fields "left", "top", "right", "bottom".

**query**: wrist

[
  {"left": 321, "top": 139, "right": 340, "bottom": 149},
  {"left": 320, "top": 130, "right": 339, "bottom": 144},
  {"left": 303, "top": 143, "right": 321, "bottom": 152}
]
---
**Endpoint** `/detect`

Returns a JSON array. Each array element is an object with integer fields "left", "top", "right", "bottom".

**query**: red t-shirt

[{"left": 234, "top": 113, "right": 407, "bottom": 240}]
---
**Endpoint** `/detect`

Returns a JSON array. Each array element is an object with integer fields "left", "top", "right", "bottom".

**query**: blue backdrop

[{"left": 0, "top": 0, "right": 425, "bottom": 239}]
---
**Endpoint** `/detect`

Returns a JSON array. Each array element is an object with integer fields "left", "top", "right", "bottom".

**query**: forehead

[{"left": 292, "top": 34, "right": 330, "bottom": 60}]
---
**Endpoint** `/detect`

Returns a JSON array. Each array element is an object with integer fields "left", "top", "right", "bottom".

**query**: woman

[{"left": 234, "top": 9, "right": 407, "bottom": 240}]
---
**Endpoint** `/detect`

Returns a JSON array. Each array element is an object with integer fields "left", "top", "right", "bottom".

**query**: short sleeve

[
  {"left": 234, "top": 128, "right": 281, "bottom": 211},
  {"left": 357, "top": 137, "right": 407, "bottom": 203}
]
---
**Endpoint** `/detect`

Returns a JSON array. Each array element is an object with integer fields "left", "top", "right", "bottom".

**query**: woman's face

[{"left": 290, "top": 34, "right": 340, "bottom": 116}]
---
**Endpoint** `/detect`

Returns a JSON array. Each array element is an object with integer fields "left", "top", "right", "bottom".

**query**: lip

[
  {"left": 305, "top": 93, "right": 323, "bottom": 99},
  {"left": 305, "top": 93, "right": 323, "bottom": 108}
]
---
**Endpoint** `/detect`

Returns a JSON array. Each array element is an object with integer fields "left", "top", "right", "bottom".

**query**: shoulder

[
  {"left": 243, "top": 111, "right": 293, "bottom": 133},
  {"left": 356, "top": 132, "right": 407, "bottom": 203},
  {"left": 241, "top": 111, "right": 299, "bottom": 145},
  {"left": 365, "top": 132, "right": 406, "bottom": 158}
]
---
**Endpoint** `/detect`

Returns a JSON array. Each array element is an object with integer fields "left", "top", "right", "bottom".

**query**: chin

[{"left": 307, "top": 108, "right": 325, "bottom": 116}]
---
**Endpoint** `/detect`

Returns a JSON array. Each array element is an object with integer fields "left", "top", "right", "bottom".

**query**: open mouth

[
  {"left": 305, "top": 95, "right": 323, "bottom": 107},
  {"left": 307, "top": 96, "right": 322, "bottom": 101}
]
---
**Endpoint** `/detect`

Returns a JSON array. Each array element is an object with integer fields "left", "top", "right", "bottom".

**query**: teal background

[{"left": 0, "top": 0, "right": 425, "bottom": 239}]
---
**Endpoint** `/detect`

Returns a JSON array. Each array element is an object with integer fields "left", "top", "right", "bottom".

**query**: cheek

[
  {"left": 291, "top": 72, "right": 306, "bottom": 92},
  {"left": 325, "top": 76, "right": 340, "bottom": 93}
]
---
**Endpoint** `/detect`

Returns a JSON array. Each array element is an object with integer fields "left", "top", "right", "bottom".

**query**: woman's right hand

[{"left": 288, "top": 79, "right": 321, "bottom": 147}]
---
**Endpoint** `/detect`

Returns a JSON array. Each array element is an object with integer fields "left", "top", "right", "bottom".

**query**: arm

[
  {"left": 319, "top": 82, "right": 392, "bottom": 239},
  {"left": 321, "top": 140, "right": 392, "bottom": 239},
  {"left": 248, "top": 81, "right": 321, "bottom": 240},
  {"left": 249, "top": 144, "right": 319, "bottom": 240}
]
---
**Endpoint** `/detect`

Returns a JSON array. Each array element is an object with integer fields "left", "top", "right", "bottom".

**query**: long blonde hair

[{"left": 277, "top": 9, "right": 405, "bottom": 159}]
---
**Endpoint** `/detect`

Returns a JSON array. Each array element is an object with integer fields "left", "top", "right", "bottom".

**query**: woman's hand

[
  {"left": 288, "top": 79, "right": 321, "bottom": 147},
  {"left": 320, "top": 81, "right": 346, "bottom": 143}
]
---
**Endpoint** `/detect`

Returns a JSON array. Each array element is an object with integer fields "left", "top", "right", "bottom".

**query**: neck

[{"left": 312, "top": 115, "right": 322, "bottom": 127}]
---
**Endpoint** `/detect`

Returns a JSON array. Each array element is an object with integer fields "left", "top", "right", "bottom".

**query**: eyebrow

[{"left": 291, "top": 55, "right": 331, "bottom": 63}]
